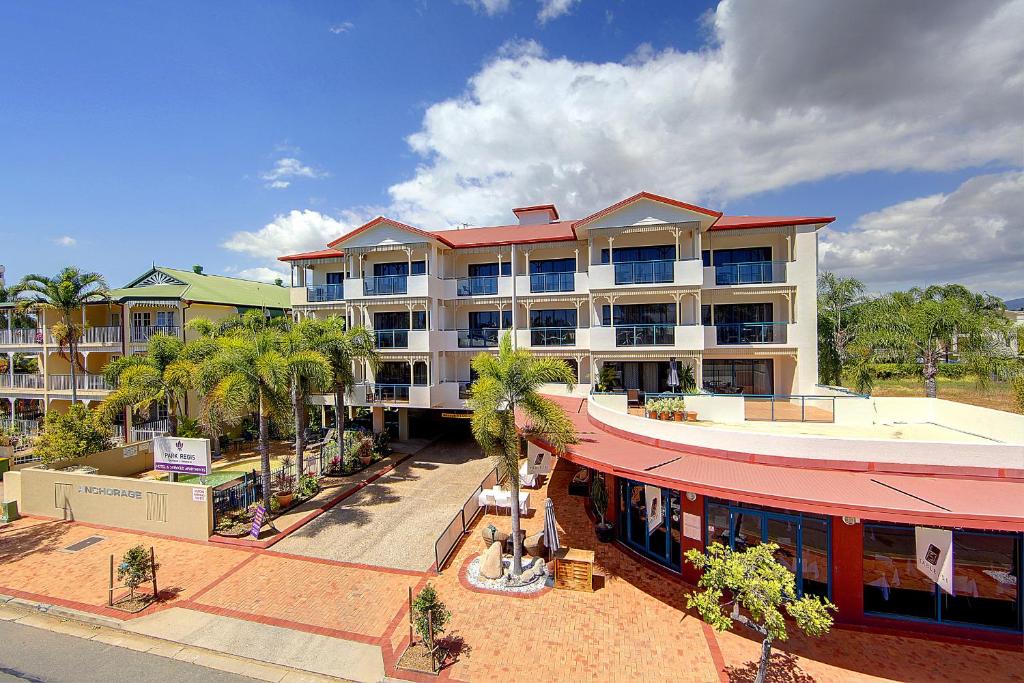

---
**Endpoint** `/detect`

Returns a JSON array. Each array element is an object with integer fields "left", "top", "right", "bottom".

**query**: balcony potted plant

[
  {"left": 0, "top": 431, "right": 14, "bottom": 460},
  {"left": 591, "top": 473, "right": 614, "bottom": 542},
  {"left": 273, "top": 456, "right": 296, "bottom": 508},
  {"left": 672, "top": 397, "right": 685, "bottom": 422}
]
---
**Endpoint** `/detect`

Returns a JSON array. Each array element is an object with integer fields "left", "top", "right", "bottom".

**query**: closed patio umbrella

[
  {"left": 543, "top": 497, "right": 560, "bottom": 560},
  {"left": 667, "top": 358, "right": 680, "bottom": 393}
]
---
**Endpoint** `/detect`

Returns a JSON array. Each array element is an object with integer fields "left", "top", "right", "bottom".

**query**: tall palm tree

[
  {"left": 817, "top": 272, "right": 865, "bottom": 385},
  {"left": 300, "top": 316, "right": 377, "bottom": 435},
  {"left": 99, "top": 333, "right": 191, "bottom": 436},
  {"left": 856, "top": 285, "right": 1014, "bottom": 397},
  {"left": 15, "top": 268, "right": 108, "bottom": 403},
  {"left": 285, "top": 318, "right": 333, "bottom": 472},
  {"left": 198, "top": 320, "right": 332, "bottom": 511},
  {"left": 468, "top": 332, "right": 577, "bottom": 578}
]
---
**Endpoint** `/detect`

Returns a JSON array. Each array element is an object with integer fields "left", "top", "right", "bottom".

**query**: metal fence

[
  {"left": 433, "top": 466, "right": 507, "bottom": 573},
  {"left": 743, "top": 394, "right": 837, "bottom": 423}
]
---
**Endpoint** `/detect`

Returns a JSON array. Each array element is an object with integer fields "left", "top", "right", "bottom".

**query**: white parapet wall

[{"left": 587, "top": 395, "right": 1024, "bottom": 471}]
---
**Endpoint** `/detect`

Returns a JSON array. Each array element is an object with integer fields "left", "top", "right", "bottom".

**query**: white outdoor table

[{"left": 478, "top": 487, "right": 530, "bottom": 514}]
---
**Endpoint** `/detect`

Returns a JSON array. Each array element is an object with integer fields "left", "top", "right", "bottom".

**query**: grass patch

[
  {"left": 161, "top": 470, "right": 247, "bottom": 486},
  {"left": 843, "top": 374, "right": 1017, "bottom": 413}
]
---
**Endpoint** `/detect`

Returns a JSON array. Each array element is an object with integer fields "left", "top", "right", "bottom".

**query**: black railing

[
  {"left": 363, "top": 275, "right": 408, "bottom": 295},
  {"left": 456, "top": 276, "right": 498, "bottom": 296},
  {"left": 715, "top": 322, "right": 787, "bottom": 344},
  {"left": 529, "top": 272, "right": 574, "bottom": 293},
  {"left": 530, "top": 327, "right": 576, "bottom": 346},
  {"left": 614, "top": 260, "right": 673, "bottom": 285},
  {"left": 307, "top": 283, "right": 344, "bottom": 302},
  {"left": 457, "top": 328, "right": 500, "bottom": 348},
  {"left": 715, "top": 261, "right": 787, "bottom": 286},
  {"left": 366, "top": 383, "right": 411, "bottom": 403},
  {"left": 615, "top": 324, "right": 675, "bottom": 346}
]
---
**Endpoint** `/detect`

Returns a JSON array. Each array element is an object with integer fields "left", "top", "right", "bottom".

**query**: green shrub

[
  {"left": 1012, "top": 375, "right": 1024, "bottom": 415},
  {"left": 870, "top": 363, "right": 918, "bottom": 379},
  {"left": 176, "top": 416, "right": 204, "bottom": 438},
  {"left": 936, "top": 362, "right": 970, "bottom": 379},
  {"left": 117, "top": 545, "right": 158, "bottom": 600},
  {"left": 412, "top": 583, "right": 451, "bottom": 649},
  {"left": 34, "top": 404, "right": 112, "bottom": 466},
  {"left": 295, "top": 473, "right": 319, "bottom": 498}
]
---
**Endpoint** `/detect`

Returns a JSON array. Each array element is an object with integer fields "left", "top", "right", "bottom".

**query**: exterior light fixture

[{"left": 685, "top": 491, "right": 697, "bottom": 502}]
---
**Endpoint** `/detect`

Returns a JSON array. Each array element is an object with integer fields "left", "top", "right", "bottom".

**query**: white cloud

[
  {"left": 260, "top": 157, "right": 327, "bottom": 190},
  {"left": 53, "top": 236, "right": 76, "bottom": 247},
  {"left": 222, "top": 209, "right": 363, "bottom": 261},
  {"left": 821, "top": 172, "right": 1024, "bottom": 297},
  {"left": 329, "top": 21, "right": 354, "bottom": 34},
  {"left": 460, "top": 0, "right": 511, "bottom": 16},
  {"left": 228, "top": 266, "right": 290, "bottom": 283},
  {"left": 537, "top": 0, "right": 580, "bottom": 23},
  {"left": 387, "top": 0, "right": 1022, "bottom": 228}
]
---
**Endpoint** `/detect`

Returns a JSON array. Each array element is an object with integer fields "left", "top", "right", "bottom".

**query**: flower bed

[{"left": 465, "top": 555, "right": 548, "bottom": 595}]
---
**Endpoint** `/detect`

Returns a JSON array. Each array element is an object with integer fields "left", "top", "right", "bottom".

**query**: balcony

[
  {"left": 614, "top": 324, "right": 675, "bottom": 347},
  {"left": 363, "top": 275, "right": 408, "bottom": 296},
  {"left": 589, "top": 259, "right": 701, "bottom": 289},
  {"left": 49, "top": 374, "right": 113, "bottom": 392},
  {"left": 0, "top": 328, "right": 43, "bottom": 346},
  {"left": 0, "top": 373, "right": 46, "bottom": 390},
  {"left": 711, "top": 322, "right": 788, "bottom": 345},
  {"left": 614, "top": 260, "right": 673, "bottom": 286},
  {"left": 529, "top": 272, "right": 575, "bottom": 293},
  {"left": 713, "top": 261, "right": 787, "bottom": 286},
  {"left": 306, "top": 283, "right": 345, "bottom": 302},
  {"left": 72, "top": 326, "right": 122, "bottom": 345},
  {"left": 456, "top": 276, "right": 498, "bottom": 296},
  {"left": 529, "top": 327, "right": 577, "bottom": 346},
  {"left": 375, "top": 329, "right": 410, "bottom": 349},
  {"left": 132, "top": 325, "right": 179, "bottom": 343},
  {"left": 456, "top": 328, "right": 501, "bottom": 348}
]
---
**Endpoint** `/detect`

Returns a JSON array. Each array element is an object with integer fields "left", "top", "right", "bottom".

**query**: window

[
  {"left": 713, "top": 303, "right": 773, "bottom": 324},
  {"left": 529, "top": 257, "right": 575, "bottom": 274},
  {"left": 469, "top": 310, "right": 511, "bottom": 329},
  {"left": 863, "top": 523, "right": 1022, "bottom": 631},
  {"left": 602, "top": 304, "right": 676, "bottom": 326},
  {"left": 110, "top": 313, "right": 121, "bottom": 328},
  {"left": 702, "top": 359, "right": 774, "bottom": 394},
  {"left": 600, "top": 245, "right": 675, "bottom": 263},
  {"left": 326, "top": 272, "right": 344, "bottom": 284},
  {"left": 708, "top": 247, "right": 771, "bottom": 266},
  {"left": 413, "top": 361, "right": 428, "bottom": 386},
  {"left": 373, "top": 261, "right": 426, "bottom": 276},
  {"left": 376, "top": 362, "right": 411, "bottom": 385},
  {"left": 468, "top": 262, "right": 510, "bottom": 277},
  {"left": 701, "top": 305, "right": 711, "bottom": 326},
  {"left": 132, "top": 311, "right": 150, "bottom": 328},
  {"left": 412, "top": 311, "right": 427, "bottom": 330},
  {"left": 529, "top": 309, "right": 576, "bottom": 328},
  {"left": 617, "top": 479, "right": 682, "bottom": 570},
  {"left": 374, "top": 312, "right": 410, "bottom": 330}
]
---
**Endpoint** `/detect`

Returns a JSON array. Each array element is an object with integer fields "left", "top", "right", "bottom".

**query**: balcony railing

[
  {"left": 457, "top": 381, "right": 472, "bottom": 399},
  {"left": 77, "top": 326, "right": 122, "bottom": 344},
  {"left": 715, "top": 322, "right": 787, "bottom": 344},
  {"left": 363, "top": 275, "right": 408, "bottom": 296},
  {"left": 49, "top": 374, "right": 113, "bottom": 391},
  {"left": 307, "top": 283, "right": 344, "bottom": 302},
  {"left": 530, "top": 327, "right": 576, "bottom": 346},
  {"left": 365, "top": 383, "right": 411, "bottom": 403},
  {"left": 0, "top": 328, "right": 43, "bottom": 345},
  {"left": 529, "top": 272, "right": 575, "bottom": 293},
  {"left": 0, "top": 374, "right": 46, "bottom": 389},
  {"left": 715, "top": 261, "right": 787, "bottom": 286},
  {"left": 456, "top": 328, "right": 501, "bottom": 348},
  {"left": 0, "top": 417, "right": 40, "bottom": 435},
  {"left": 456, "top": 276, "right": 498, "bottom": 296},
  {"left": 614, "top": 324, "right": 675, "bottom": 346},
  {"left": 614, "top": 260, "right": 674, "bottom": 285},
  {"left": 132, "top": 325, "right": 179, "bottom": 343},
  {"left": 375, "top": 329, "right": 410, "bottom": 349}
]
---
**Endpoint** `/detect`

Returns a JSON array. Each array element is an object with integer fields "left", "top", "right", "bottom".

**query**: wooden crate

[{"left": 554, "top": 548, "right": 594, "bottom": 592}]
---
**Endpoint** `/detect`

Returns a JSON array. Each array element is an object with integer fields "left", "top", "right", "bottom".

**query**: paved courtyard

[{"left": 273, "top": 434, "right": 495, "bottom": 571}]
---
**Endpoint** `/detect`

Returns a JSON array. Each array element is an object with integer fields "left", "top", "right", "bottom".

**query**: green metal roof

[{"left": 108, "top": 267, "right": 289, "bottom": 309}]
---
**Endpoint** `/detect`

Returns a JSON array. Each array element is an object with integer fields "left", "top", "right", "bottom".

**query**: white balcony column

[
  {"left": 497, "top": 252, "right": 503, "bottom": 276},
  {"left": 6, "top": 352, "right": 12, "bottom": 384},
  {"left": 404, "top": 247, "right": 413, "bottom": 275},
  {"left": 692, "top": 228, "right": 699, "bottom": 259},
  {"left": 674, "top": 228, "right": 681, "bottom": 261},
  {"left": 574, "top": 248, "right": 580, "bottom": 273},
  {"left": 607, "top": 237, "right": 614, "bottom": 264},
  {"left": 524, "top": 249, "right": 531, "bottom": 277}
]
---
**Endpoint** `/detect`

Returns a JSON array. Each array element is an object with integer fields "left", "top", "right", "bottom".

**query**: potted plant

[
  {"left": 273, "top": 456, "right": 296, "bottom": 508},
  {"left": 672, "top": 397, "right": 685, "bottom": 421},
  {"left": 357, "top": 433, "right": 374, "bottom": 467},
  {"left": 591, "top": 473, "right": 614, "bottom": 542},
  {"left": 687, "top": 409, "right": 698, "bottom": 422},
  {"left": 0, "top": 432, "right": 14, "bottom": 460}
]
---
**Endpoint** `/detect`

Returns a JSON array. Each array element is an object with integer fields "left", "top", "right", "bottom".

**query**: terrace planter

[
  {"left": 686, "top": 411, "right": 698, "bottom": 422},
  {"left": 673, "top": 411, "right": 684, "bottom": 422},
  {"left": 359, "top": 455, "right": 373, "bottom": 467},
  {"left": 274, "top": 491, "right": 294, "bottom": 508},
  {"left": 595, "top": 522, "right": 615, "bottom": 543},
  {"left": 660, "top": 411, "right": 670, "bottom": 420},
  {"left": 0, "top": 445, "right": 13, "bottom": 459}
]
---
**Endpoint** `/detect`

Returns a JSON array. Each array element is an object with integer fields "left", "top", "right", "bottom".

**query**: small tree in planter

[
  {"left": 117, "top": 545, "right": 159, "bottom": 602},
  {"left": 590, "top": 473, "right": 614, "bottom": 542},
  {"left": 685, "top": 542, "right": 836, "bottom": 683},
  {"left": 413, "top": 583, "right": 451, "bottom": 656}
]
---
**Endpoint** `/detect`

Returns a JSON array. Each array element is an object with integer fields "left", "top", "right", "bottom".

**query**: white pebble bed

[{"left": 466, "top": 555, "right": 549, "bottom": 595}]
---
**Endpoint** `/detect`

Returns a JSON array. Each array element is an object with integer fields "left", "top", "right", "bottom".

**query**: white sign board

[
  {"left": 915, "top": 526, "right": 954, "bottom": 594},
  {"left": 526, "top": 442, "right": 553, "bottom": 475},
  {"left": 123, "top": 445, "right": 138, "bottom": 459},
  {"left": 645, "top": 484, "right": 664, "bottom": 533},
  {"left": 154, "top": 436, "right": 211, "bottom": 476},
  {"left": 683, "top": 512, "right": 702, "bottom": 541},
  {"left": 192, "top": 487, "right": 207, "bottom": 502}
]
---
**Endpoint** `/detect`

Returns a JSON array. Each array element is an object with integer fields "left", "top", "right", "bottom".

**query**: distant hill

[{"left": 1005, "top": 297, "right": 1024, "bottom": 311}]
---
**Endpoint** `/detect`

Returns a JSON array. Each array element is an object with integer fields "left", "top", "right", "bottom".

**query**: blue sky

[{"left": 2, "top": 0, "right": 1021, "bottom": 296}]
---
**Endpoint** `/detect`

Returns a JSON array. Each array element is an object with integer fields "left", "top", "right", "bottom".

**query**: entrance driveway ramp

[
  {"left": 126, "top": 607, "right": 381, "bottom": 682},
  {"left": 274, "top": 436, "right": 493, "bottom": 571}
]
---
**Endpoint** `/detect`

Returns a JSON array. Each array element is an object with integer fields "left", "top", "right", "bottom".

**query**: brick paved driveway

[{"left": 273, "top": 434, "right": 494, "bottom": 571}]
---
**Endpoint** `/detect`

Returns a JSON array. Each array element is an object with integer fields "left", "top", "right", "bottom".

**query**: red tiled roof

[
  {"left": 573, "top": 191, "right": 722, "bottom": 228},
  {"left": 711, "top": 215, "right": 836, "bottom": 230},
  {"left": 432, "top": 220, "right": 578, "bottom": 248},
  {"left": 326, "top": 216, "right": 451, "bottom": 249},
  {"left": 278, "top": 248, "right": 343, "bottom": 262},
  {"left": 533, "top": 396, "right": 1024, "bottom": 531}
]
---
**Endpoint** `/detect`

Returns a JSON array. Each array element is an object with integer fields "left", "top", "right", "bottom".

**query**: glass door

[{"left": 618, "top": 480, "right": 681, "bottom": 570}]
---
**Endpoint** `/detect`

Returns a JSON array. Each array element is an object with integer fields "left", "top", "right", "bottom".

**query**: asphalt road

[{"left": 0, "top": 620, "right": 259, "bottom": 683}]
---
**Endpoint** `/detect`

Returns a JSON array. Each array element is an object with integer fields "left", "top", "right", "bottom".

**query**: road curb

[{"left": 0, "top": 594, "right": 351, "bottom": 682}]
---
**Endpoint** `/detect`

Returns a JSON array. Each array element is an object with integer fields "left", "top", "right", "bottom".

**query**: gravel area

[
  {"left": 465, "top": 555, "right": 548, "bottom": 594},
  {"left": 273, "top": 435, "right": 494, "bottom": 571}
]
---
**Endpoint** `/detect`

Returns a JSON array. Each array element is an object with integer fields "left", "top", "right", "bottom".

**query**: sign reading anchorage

[{"left": 154, "top": 437, "right": 211, "bottom": 477}]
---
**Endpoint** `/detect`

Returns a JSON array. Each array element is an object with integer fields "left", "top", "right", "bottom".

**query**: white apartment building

[{"left": 280, "top": 192, "right": 833, "bottom": 431}]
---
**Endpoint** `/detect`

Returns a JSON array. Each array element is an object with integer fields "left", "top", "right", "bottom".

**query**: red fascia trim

[
  {"left": 449, "top": 235, "right": 578, "bottom": 249},
  {"left": 277, "top": 249, "right": 343, "bottom": 262},
  {"left": 709, "top": 216, "right": 836, "bottom": 230},
  {"left": 573, "top": 191, "right": 722, "bottom": 228},
  {"left": 512, "top": 204, "right": 560, "bottom": 220},
  {"left": 326, "top": 216, "right": 453, "bottom": 249}
]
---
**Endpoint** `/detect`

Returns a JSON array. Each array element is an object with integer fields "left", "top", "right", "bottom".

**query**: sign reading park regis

[{"left": 154, "top": 436, "right": 211, "bottom": 476}]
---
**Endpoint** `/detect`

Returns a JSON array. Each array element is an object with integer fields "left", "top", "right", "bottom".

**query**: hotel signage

[
  {"left": 76, "top": 485, "right": 142, "bottom": 500},
  {"left": 915, "top": 526, "right": 954, "bottom": 594},
  {"left": 154, "top": 437, "right": 211, "bottom": 476}
]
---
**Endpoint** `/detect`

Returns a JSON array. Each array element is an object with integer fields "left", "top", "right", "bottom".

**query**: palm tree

[
  {"left": 198, "top": 318, "right": 332, "bottom": 511},
  {"left": 14, "top": 268, "right": 108, "bottom": 403},
  {"left": 817, "top": 272, "right": 865, "bottom": 385},
  {"left": 300, "top": 316, "right": 377, "bottom": 435},
  {"left": 856, "top": 285, "right": 1014, "bottom": 398},
  {"left": 100, "top": 333, "right": 191, "bottom": 437},
  {"left": 285, "top": 318, "right": 333, "bottom": 472},
  {"left": 467, "top": 332, "right": 577, "bottom": 578}
]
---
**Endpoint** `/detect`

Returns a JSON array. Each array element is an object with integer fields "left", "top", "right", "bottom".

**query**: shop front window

[
  {"left": 618, "top": 479, "right": 681, "bottom": 570},
  {"left": 863, "top": 523, "right": 1021, "bottom": 631}
]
